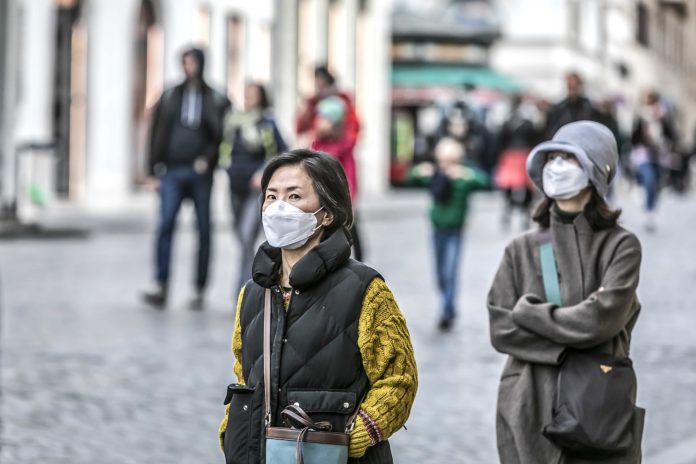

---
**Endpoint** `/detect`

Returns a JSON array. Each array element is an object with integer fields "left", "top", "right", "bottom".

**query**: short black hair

[
  {"left": 314, "top": 65, "right": 336, "bottom": 86},
  {"left": 182, "top": 47, "right": 205, "bottom": 64},
  {"left": 260, "top": 149, "right": 353, "bottom": 236},
  {"left": 532, "top": 187, "right": 621, "bottom": 230}
]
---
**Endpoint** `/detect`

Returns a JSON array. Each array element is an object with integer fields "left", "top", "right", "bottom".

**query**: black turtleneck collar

[
  {"left": 552, "top": 204, "right": 580, "bottom": 224},
  {"left": 251, "top": 228, "right": 352, "bottom": 290}
]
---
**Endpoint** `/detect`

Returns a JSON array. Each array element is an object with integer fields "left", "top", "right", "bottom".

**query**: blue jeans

[
  {"left": 636, "top": 162, "right": 660, "bottom": 212},
  {"left": 432, "top": 229, "right": 463, "bottom": 321},
  {"left": 156, "top": 166, "right": 213, "bottom": 290}
]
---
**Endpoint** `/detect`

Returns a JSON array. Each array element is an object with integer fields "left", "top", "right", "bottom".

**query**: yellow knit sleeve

[
  {"left": 218, "top": 286, "right": 247, "bottom": 451},
  {"left": 232, "top": 288, "right": 245, "bottom": 384},
  {"left": 349, "top": 278, "right": 418, "bottom": 458}
]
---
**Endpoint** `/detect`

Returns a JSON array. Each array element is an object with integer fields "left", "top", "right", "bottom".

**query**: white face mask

[
  {"left": 262, "top": 200, "right": 324, "bottom": 250},
  {"left": 542, "top": 157, "right": 589, "bottom": 200}
]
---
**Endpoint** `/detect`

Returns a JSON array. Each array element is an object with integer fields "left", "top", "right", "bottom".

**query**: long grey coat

[{"left": 488, "top": 209, "right": 645, "bottom": 464}]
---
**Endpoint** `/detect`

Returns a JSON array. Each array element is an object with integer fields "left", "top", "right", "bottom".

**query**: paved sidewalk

[{"left": 1, "top": 184, "right": 695, "bottom": 463}]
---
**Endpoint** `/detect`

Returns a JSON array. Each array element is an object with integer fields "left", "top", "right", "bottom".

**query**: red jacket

[{"left": 298, "top": 91, "right": 360, "bottom": 202}]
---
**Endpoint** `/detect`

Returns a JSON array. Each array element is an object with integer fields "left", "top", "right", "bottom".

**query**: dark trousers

[
  {"left": 230, "top": 189, "right": 262, "bottom": 293},
  {"left": 155, "top": 166, "right": 213, "bottom": 291},
  {"left": 432, "top": 229, "right": 463, "bottom": 321}
]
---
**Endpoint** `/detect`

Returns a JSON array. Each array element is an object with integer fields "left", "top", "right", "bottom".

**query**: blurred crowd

[
  {"left": 142, "top": 49, "right": 366, "bottom": 309},
  {"left": 396, "top": 70, "right": 694, "bottom": 330},
  {"left": 407, "top": 71, "right": 693, "bottom": 233},
  {"left": 139, "top": 46, "right": 693, "bottom": 319}
]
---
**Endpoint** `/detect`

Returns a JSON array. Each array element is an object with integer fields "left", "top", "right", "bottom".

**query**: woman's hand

[
  {"left": 145, "top": 176, "right": 161, "bottom": 192},
  {"left": 315, "top": 118, "right": 337, "bottom": 138},
  {"left": 249, "top": 171, "right": 263, "bottom": 192}
]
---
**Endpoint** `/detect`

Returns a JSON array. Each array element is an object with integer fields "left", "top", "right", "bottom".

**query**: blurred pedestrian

[
  {"left": 495, "top": 95, "right": 540, "bottom": 230},
  {"left": 221, "top": 82, "right": 287, "bottom": 294},
  {"left": 597, "top": 97, "right": 625, "bottom": 154},
  {"left": 311, "top": 96, "right": 356, "bottom": 194},
  {"left": 219, "top": 149, "right": 417, "bottom": 463},
  {"left": 296, "top": 65, "right": 360, "bottom": 146},
  {"left": 488, "top": 121, "right": 644, "bottom": 463},
  {"left": 545, "top": 72, "right": 601, "bottom": 137},
  {"left": 408, "top": 137, "right": 489, "bottom": 331},
  {"left": 630, "top": 90, "right": 677, "bottom": 231},
  {"left": 142, "top": 47, "right": 230, "bottom": 309},
  {"left": 296, "top": 65, "right": 365, "bottom": 260},
  {"left": 445, "top": 102, "right": 496, "bottom": 176}
]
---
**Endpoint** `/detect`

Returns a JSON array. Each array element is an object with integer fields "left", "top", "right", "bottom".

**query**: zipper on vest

[{"left": 271, "top": 284, "right": 289, "bottom": 423}]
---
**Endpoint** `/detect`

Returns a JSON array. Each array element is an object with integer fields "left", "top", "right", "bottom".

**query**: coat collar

[
  {"left": 548, "top": 206, "right": 594, "bottom": 305},
  {"left": 549, "top": 204, "right": 594, "bottom": 236},
  {"left": 251, "top": 228, "right": 352, "bottom": 290}
]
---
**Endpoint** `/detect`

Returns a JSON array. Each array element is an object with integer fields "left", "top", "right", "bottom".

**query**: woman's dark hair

[
  {"left": 314, "top": 65, "right": 336, "bottom": 86},
  {"left": 532, "top": 187, "right": 621, "bottom": 230},
  {"left": 247, "top": 82, "right": 270, "bottom": 109},
  {"left": 260, "top": 149, "right": 353, "bottom": 236}
]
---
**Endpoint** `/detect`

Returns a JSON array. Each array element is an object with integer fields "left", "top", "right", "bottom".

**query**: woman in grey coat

[{"left": 488, "top": 120, "right": 645, "bottom": 464}]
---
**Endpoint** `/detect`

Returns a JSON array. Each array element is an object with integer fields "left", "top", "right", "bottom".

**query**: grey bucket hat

[{"left": 526, "top": 120, "right": 618, "bottom": 198}]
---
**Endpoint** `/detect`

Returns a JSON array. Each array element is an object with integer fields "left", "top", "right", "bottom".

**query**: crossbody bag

[
  {"left": 262, "top": 289, "right": 360, "bottom": 464},
  {"left": 538, "top": 232, "right": 639, "bottom": 458}
]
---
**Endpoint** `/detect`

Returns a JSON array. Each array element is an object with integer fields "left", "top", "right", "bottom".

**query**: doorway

[{"left": 53, "top": 0, "right": 88, "bottom": 199}]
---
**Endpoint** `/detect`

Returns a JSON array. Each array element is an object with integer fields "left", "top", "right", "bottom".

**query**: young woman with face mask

[
  {"left": 218, "top": 149, "right": 417, "bottom": 464},
  {"left": 488, "top": 121, "right": 645, "bottom": 463}
]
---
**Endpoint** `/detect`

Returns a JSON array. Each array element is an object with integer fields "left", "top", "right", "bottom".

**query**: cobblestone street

[{"left": 1, "top": 185, "right": 695, "bottom": 463}]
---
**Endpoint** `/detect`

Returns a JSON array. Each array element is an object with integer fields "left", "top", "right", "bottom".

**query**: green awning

[{"left": 391, "top": 65, "right": 521, "bottom": 92}]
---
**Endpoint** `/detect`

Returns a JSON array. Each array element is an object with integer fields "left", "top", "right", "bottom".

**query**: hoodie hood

[{"left": 183, "top": 47, "right": 206, "bottom": 81}]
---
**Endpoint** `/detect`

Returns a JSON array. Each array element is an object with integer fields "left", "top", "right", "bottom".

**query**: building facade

[
  {"left": 490, "top": 0, "right": 696, "bottom": 144},
  {"left": 0, "top": 0, "right": 390, "bottom": 221}
]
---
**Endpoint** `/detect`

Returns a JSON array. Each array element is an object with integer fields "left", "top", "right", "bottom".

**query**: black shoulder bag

[{"left": 538, "top": 232, "right": 641, "bottom": 458}]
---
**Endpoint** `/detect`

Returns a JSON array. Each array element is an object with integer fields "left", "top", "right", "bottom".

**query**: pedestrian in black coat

[
  {"left": 545, "top": 72, "right": 601, "bottom": 137},
  {"left": 142, "top": 47, "right": 230, "bottom": 309}
]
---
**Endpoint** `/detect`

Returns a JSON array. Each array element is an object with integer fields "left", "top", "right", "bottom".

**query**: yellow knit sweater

[{"left": 218, "top": 277, "right": 418, "bottom": 458}]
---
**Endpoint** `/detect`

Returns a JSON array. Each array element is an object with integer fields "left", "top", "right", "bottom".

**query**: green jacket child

[
  {"left": 407, "top": 137, "right": 489, "bottom": 330},
  {"left": 407, "top": 138, "right": 489, "bottom": 231}
]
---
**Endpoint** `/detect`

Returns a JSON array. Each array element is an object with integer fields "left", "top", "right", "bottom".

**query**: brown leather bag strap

[
  {"left": 263, "top": 288, "right": 272, "bottom": 426},
  {"left": 281, "top": 404, "right": 333, "bottom": 432},
  {"left": 296, "top": 427, "right": 309, "bottom": 464},
  {"left": 343, "top": 393, "right": 366, "bottom": 433}
]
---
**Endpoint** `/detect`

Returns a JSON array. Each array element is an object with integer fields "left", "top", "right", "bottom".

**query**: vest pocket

[
  {"left": 286, "top": 389, "right": 358, "bottom": 432},
  {"left": 223, "top": 384, "right": 264, "bottom": 464}
]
